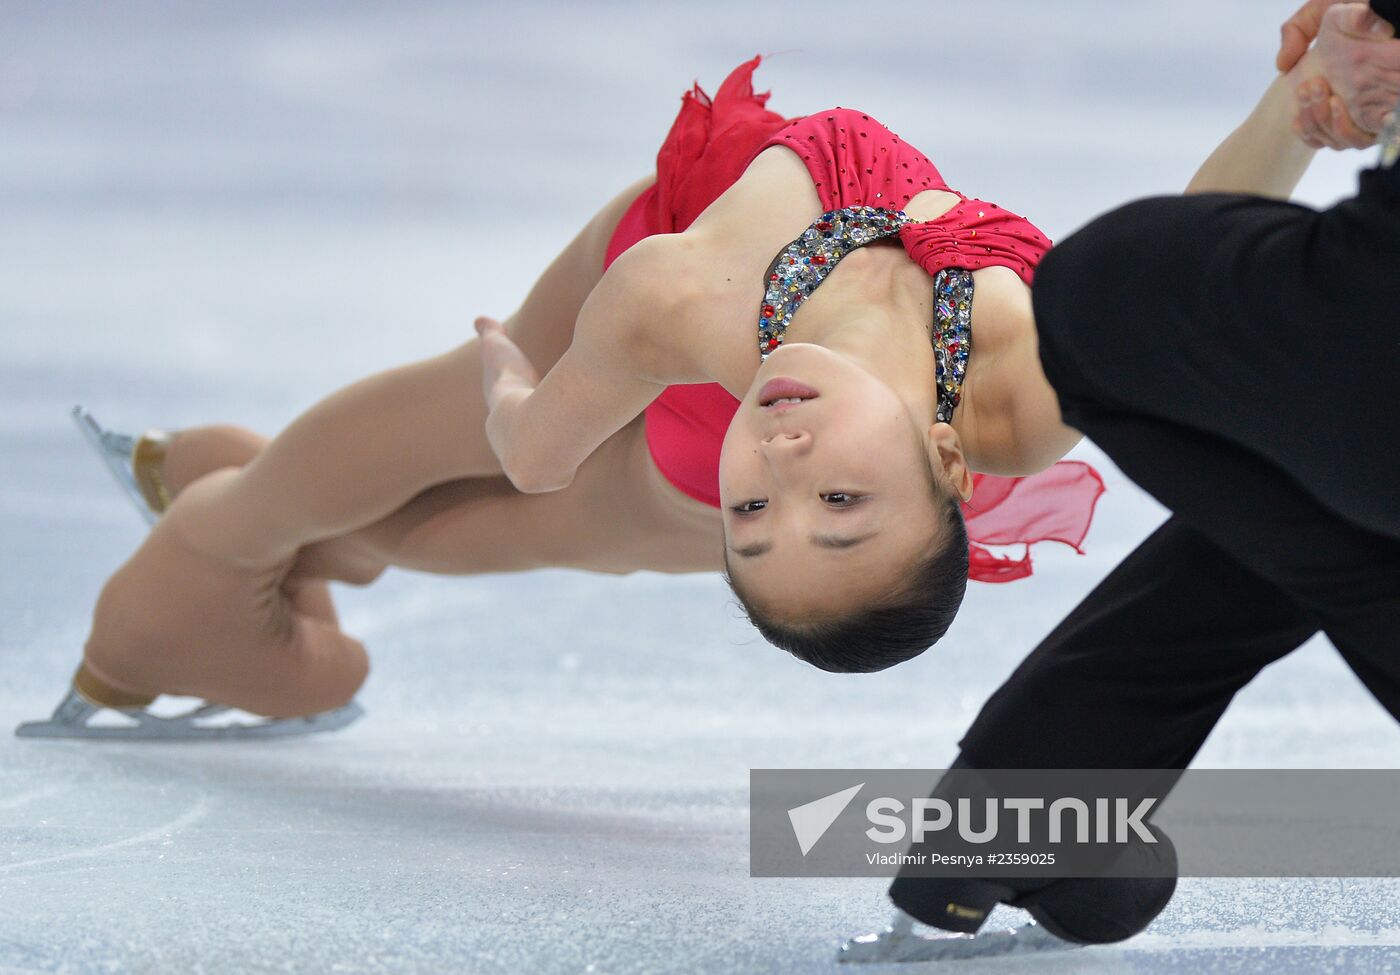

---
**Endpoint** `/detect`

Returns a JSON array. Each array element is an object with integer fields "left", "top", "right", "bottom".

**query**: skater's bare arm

[
  {"left": 477, "top": 237, "right": 678, "bottom": 494},
  {"left": 1185, "top": 66, "right": 1320, "bottom": 198}
]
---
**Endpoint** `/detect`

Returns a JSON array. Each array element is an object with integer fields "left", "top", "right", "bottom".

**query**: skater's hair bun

[{"left": 724, "top": 491, "right": 969, "bottom": 673}]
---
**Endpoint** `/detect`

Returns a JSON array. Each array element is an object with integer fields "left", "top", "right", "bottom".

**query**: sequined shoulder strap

[
  {"left": 756, "top": 205, "right": 974, "bottom": 424},
  {"left": 932, "top": 268, "right": 973, "bottom": 424},
  {"left": 757, "top": 206, "right": 907, "bottom": 358}
]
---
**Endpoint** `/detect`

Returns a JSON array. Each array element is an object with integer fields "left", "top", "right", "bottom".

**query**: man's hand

[
  {"left": 1279, "top": 2, "right": 1400, "bottom": 148},
  {"left": 1294, "top": 74, "right": 1379, "bottom": 148}
]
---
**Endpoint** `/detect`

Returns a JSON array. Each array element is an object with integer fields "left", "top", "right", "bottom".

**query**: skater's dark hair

[{"left": 724, "top": 490, "right": 969, "bottom": 673}]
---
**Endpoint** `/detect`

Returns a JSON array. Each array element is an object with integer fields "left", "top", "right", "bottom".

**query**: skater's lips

[{"left": 757, "top": 378, "right": 820, "bottom": 409}]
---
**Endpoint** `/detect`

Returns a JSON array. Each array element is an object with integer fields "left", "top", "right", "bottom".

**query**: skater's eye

[
  {"left": 821, "top": 492, "right": 864, "bottom": 507},
  {"left": 730, "top": 499, "right": 768, "bottom": 515}
]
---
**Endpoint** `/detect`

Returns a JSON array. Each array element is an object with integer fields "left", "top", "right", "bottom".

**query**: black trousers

[{"left": 962, "top": 165, "right": 1400, "bottom": 771}]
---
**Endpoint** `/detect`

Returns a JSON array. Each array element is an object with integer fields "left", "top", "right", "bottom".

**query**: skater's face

[{"left": 718, "top": 342, "right": 963, "bottom": 619}]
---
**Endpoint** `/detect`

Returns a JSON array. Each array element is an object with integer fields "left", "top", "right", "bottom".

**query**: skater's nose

[
  {"left": 761, "top": 430, "right": 812, "bottom": 455},
  {"left": 759, "top": 431, "right": 813, "bottom": 484}
]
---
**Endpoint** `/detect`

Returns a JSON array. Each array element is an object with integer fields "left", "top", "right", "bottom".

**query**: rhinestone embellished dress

[
  {"left": 756, "top": 205, "right": 973, "bottom": 425},
  {"left": 601, "top": 56, "right": 1105, "bottom": 583}
]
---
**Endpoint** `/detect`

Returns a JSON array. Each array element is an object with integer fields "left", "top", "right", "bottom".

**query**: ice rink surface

[{"left": 2, "top": 1, "right": 1399, "bottom": 972}]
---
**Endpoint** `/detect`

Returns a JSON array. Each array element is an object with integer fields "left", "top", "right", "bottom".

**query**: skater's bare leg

[
  {"left": 84, "top": 475, "right": 370, "bottom": 718},
  {"left": 159, "top": 424, "right": 266, "bottom": 495},
  {"left": 347, "top": 417, "right": 723, "bottom": 577},
  {"left": 281, "top": 572, "right": 341, "bottom": 627},
  {"left": 146, "top": 169, "right": 655, "bottom": 606},
  {"left": 84, "top": 427, "right": 362, "bottom": 711},
  {"left": 150, "top": 424, "right": 344, "bottom": 625},
  {"left": 169, "top": 174, "right": 656, "bottom": 565},
  {"left": 82, "top": 412, "right": 720, "bottom": 717},
  {"left": 81, "top": 176, "right": 657, "bottom": 714}
]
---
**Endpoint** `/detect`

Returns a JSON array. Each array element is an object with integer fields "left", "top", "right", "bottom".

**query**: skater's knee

[
  {"left": 204, "top": 423, "right": 268, "bottom": 455},
  {"left": 164, "top": 424, "right": 268, "bottom": 491}
]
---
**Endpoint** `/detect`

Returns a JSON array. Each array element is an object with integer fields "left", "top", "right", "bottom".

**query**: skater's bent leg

[
  {"left": 79, "top": 176, "right": 659, "bottom": 710},
  {"left": 172, "top": 175, "right": 657, "bottom": 566},
  {"left": 349, "top": 418, "right": 723, "bottom": 577},
  {"left": 1089, "top": 414, "right": 1400, "bottom": 721},
  {"left": 81, "top": 417, "right": 709, "bottom": 715},
  {"left": 160, "top": 424, "right": 269, "bottom": 496},
  {"left": 960, "top": 516, "right": 1316, "bottom": 771},
  {"left": 159, "top": 173, "right": 653, "bottom": 503},
  {"left": 157, "top": 425, "right": 351, "bottom": 625},
  {"left": 84, "top": 483, "right": 369, "bottom": 716},
  {"left": 283, "top": 573, "right": 341, "bottom": 627}
]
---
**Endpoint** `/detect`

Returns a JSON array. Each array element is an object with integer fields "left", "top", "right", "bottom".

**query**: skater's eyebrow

[{"left": 729, "top": 531, "right": 877, "bottom": 558}]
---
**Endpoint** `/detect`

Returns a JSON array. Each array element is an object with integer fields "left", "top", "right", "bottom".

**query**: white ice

[{"left": 1, "top": 2, "right": 1398, "bottom": 972}]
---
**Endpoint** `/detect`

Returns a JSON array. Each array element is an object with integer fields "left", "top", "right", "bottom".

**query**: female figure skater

[{"left": 28, "top": 16, "right": 1373, "bottom": 737}]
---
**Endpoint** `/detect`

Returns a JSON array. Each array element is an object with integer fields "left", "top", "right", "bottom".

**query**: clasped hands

[{"left": 1280, "top": 0, "right": 1400, "bottom": 148}]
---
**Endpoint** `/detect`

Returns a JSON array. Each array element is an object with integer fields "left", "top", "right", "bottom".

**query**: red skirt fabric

[{"left": 603, "top": 56, "right": 1105, "bottom": 583}]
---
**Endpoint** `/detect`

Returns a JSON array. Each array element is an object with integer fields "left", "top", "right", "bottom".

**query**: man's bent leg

[
  {"left": 888, "top": 517, "right": 1315, "bottom": 937},
  {"left": 960, "top": 516, "right": 1318, "bottom": 771},
  {"left": 891, "top": 420, "right": 1400, "bottom": 937},
  {"left": 1090, "top": 414, "right": 1400, "bottom": 719}
]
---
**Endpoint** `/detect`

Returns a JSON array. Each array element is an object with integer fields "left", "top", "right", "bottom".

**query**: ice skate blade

[
  {"left": 14, "top": 688, "right": 364, "bottom": 741},
  {"left": 838, "top": 913, "right": 1077, "bottom": 963},
  {"left": 71, "top": 405, "right": 158, "bottom": 526}
]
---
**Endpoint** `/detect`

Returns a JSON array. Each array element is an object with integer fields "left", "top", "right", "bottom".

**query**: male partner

[{"left": 870, "top": 0, "right": 1400, "bottom": 957}]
